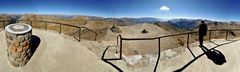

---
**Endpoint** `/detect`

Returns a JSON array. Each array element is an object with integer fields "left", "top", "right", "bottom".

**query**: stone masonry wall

[{"left": 5, "top": 30, "right": 32, "bottom": 67}]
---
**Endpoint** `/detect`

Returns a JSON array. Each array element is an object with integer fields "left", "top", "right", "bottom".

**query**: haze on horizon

[{"left": 0, "top": 0, "right": 239, "bottom": 21}]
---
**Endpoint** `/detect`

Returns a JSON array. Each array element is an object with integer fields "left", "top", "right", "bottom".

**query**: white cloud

[{"left": 160, "top": 6, "right": 170, "bottom": 11}]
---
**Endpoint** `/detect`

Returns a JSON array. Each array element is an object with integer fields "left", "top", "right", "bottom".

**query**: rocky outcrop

[
  {"left": 109, "top": 25, "right": 122, "bottom": 33},
  {"left": 141, "top": 29, "right": 148, "bottom": 34}
]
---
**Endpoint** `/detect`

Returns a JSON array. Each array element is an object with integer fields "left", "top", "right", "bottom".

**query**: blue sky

[{"left": 0, "top": 0, "right": 239, "bottom": 21}]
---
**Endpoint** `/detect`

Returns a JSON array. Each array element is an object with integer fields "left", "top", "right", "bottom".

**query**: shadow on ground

[
  {"left": 174, "top": 40, "right": 238, "bottom": 72},
  {"left": 29, "top": 35, "right": 41, "bottom": 60},
  {"left": 201, "top": 46, "right": 226, "bottom": 65},
  {"left": 101, "top": 46, "right": 123, "bottom": 72}
]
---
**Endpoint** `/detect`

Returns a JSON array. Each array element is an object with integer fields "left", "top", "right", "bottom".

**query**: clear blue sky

[{"left": 0, "top": 0, "right": 239, "bottom": 21}]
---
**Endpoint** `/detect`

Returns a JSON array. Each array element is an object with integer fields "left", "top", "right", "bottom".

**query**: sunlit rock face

[{"left": 5, "top": 23, "right": 32, "bottom": 67}]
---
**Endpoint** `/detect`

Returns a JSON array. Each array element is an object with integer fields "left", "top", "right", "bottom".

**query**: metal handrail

[
  {"left": 0, "top": 20, "right": 98, "bottom": 42},
  {"left": 103, "top": 28, "right": 240, "bottom": 72},
  {"left": 80, "top": 27, "right": 98, "bottom": 41}
]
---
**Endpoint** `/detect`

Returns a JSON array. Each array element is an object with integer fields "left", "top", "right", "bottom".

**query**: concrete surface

[
  {"left": 0, "top": 28, "right": 240, "bottom": 72},
  {"left": 0, "top": 29, "right": 116, "bottom": 72}
]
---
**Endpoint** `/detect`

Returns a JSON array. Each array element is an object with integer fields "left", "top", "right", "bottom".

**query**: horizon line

[{"left": 0, "top": 13, "right": 238, "bottom": 22}]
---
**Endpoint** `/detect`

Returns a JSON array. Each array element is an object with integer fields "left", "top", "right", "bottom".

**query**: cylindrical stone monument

[{"left": 5, "top": 23, "right": 32, "bottom": 67}]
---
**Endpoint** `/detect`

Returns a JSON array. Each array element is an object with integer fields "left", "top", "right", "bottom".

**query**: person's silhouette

[{"left": 199, "top": 21, "right": 208, "bottom": 47}]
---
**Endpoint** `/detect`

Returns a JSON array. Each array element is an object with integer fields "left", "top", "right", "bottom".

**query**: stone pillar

[{"left": 5, "top": 23, "right": 32, "bottom": 67}]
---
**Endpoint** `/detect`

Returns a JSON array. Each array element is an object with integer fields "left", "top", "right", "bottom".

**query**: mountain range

[{"left": 0, "top": 14, "right": 239, "bottom": 31}]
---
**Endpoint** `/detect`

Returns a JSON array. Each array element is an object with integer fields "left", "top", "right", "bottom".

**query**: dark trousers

[{"left": 199, "top": 35, "right": 204, "bottom": 46}]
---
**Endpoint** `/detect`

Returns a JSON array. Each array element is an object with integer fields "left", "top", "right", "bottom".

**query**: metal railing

[
  {"left": 102, "top": 29, "right": 240, "bottom": 72},
  {"left": 0, "top": 20, "right": 98, "bottom": 42}
]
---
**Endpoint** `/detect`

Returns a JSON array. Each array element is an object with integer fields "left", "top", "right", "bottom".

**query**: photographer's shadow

[{"left": 200, "top": 46, "right": 226, "bottom": 65}]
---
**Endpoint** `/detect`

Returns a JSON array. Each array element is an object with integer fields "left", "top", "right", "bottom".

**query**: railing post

[
  {"left": 187, "top": 33, "right": 196, "bottom": 58},
  {"left": 117, "top": 37, "right": 118, "bottom": 47},
  {"left": 226, "top": 30, "right": 228, "bottom": 40},
  {"left": 78, "top": 27, "right": 81, "bottom": 42},
  {"left": 59, "top": 24, "right": 62, "bottom": 34},
  {"left": 187, "top": 33, "right": 189, "bottom": 45},
  {"left": 95, "top": 33, "right": 97, "bottom": 41},
  {"left": 30, "top": 21, "right": 32, "bottom": 26},
  {"left": 120, "top": 37, "right": 122, "bottom": 59},
  {"left": 153, "top": 37, "right": 161, "bottom": 72},
  {"left": 3, "top": 21, "right": 5, "bottom": 29},
  {"left": 209, "top": 30, "right": 212, "bottom": 42},
  {"left": 45, "top": 21, "right": 47, "bottom": 30},
  {"left": 116, "top": 35, "right": 119, "bottom": 53}
]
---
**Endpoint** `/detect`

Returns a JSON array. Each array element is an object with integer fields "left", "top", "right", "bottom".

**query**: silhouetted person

[{"left": 199, "top": 21, "right": 208, "bottom": 47}]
